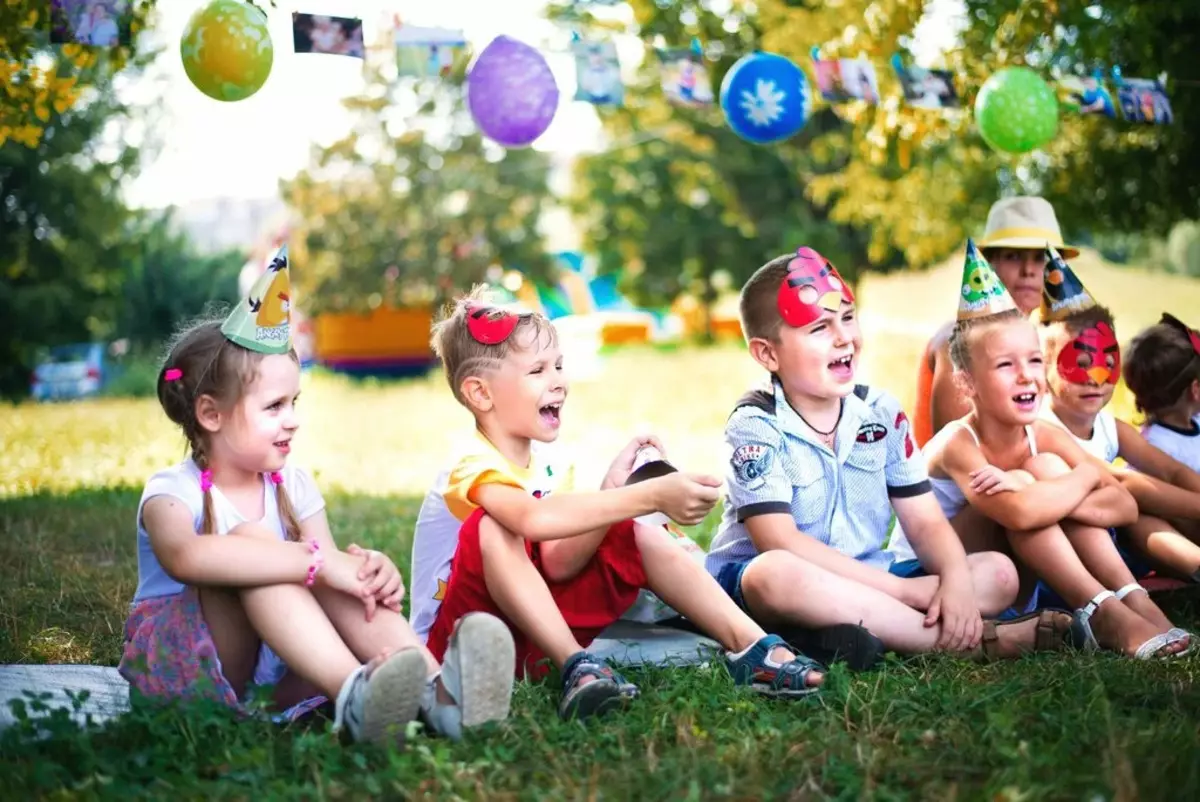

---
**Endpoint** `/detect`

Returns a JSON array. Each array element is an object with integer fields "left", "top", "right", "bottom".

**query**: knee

[
  {"left": 739, "top": 551, "right": 813, "bottom": 617},
  {"left": 476, "top": 515, "right": 521, "bottom": 558},
  {"left": 1022, "top": 452, "right": 1070, "bottom": 479},
  {"left": 1008, "top": 469, "right": 1036, "bottom": 488},
  {"left": 971, "top": 552, "right": 1018, "bottom": 609}
]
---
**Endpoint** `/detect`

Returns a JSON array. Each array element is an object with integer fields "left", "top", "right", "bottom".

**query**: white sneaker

[
  {"left": 420, "top": 613, "right": 515, "bottom": 740},
  {"left": 334, "top": 648, "right": 427, "bottom": 746}
]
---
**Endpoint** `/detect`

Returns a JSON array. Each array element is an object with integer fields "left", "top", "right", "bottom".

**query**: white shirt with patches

[{"left": 705, "top": 381, "right": 930, "bottom": 578}]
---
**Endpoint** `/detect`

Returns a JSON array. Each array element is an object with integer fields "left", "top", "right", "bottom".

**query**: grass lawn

[{"left": 4, "top": 263, "right": 1200, "bottom": 798}]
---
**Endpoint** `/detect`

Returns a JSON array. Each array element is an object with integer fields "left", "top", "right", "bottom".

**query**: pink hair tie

[
  {"left": 269, "top": 471, "right": 284, "bottom": 485},
  {"left": 164, "top": 368, "right": 183, "bottom": 382},
  {"left": 199, "top": 469, "right": 213, "bottom": 493}
]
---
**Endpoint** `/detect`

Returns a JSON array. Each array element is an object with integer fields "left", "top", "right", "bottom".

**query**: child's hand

[
  {"left": 925, "top": 570, "right": 983, "bottom": 653},
  {"left": 652, "top": 472, "right": 721, "bottom": 525},
  {"left": 347, "top": 544, "right": 406, "bottom": 619},
  {"left": 969, "top": 464, "right": 1024, "bottom": 496},
  {"left": 601, "top": 434, "right": 668, "bottom": 490},
  {"left": 316, "top": 549, "right": 380, "bottom": 619}
]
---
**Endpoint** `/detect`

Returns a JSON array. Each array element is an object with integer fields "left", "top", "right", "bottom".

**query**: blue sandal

[
  {"left": 726, "top": 634, "right": 824, "bottom": 698},
  {"left": 558, "top": 651, "right": 638, "bottom": 721}
]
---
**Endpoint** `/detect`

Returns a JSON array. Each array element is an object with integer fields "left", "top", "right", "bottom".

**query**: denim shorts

[
  {"left": 887, "top": 558, "right": 928, "bottom": 579},
  {"left": 714, "top": 560, "right": 753, "bottom": 614}
]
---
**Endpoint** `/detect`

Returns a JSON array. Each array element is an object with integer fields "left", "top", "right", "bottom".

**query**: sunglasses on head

[{"left": 465, "top": 302, "right": 534, "bottom": 345}]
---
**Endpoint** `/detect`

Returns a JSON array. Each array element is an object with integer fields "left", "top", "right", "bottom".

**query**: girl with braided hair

[{"left": 119, "top": 247, "right": 515, "bottom": 747}]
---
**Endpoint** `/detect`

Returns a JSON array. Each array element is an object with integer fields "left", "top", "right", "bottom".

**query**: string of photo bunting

[{"left": 43, "top": 1, "right": 1179, "bottom": 157}]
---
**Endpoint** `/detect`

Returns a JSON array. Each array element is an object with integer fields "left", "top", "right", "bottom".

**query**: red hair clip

[
  {"left": 777, "top": 246, "right": 856, "bottom": 328},
  {"left": 1161, "top": 313, "right": 1200, "bottom": 356},
  {"left": 465, "top": 303, "right": 531, "bottom": 345},
  {"left": 164, "top": 368, "right": 183, "bottom": 382}
]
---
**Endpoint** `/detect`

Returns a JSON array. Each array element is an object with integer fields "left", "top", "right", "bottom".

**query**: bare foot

[
  {"left": 1089, "top": 598, "right": 1181, "bottom": 657},
  {"left": 768, "top": 645, "right": 823, "bottom": 688}
]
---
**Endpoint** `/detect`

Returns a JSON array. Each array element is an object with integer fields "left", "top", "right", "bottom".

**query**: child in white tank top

[{"left": 923, "top": 248, "right": 1189, "bottom": 659}]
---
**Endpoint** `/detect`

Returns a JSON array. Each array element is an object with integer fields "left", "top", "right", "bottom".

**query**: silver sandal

[{"left": 1115, "top": 582, "right": 1193, "bottom": 657}]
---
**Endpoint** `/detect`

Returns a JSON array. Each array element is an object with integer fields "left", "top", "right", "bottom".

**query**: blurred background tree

[
  {"left": 551, "top": 0, "right": 1198, "bottom": 333},
  {"left": 283, "top": 50, "right": 558, "bottom": 315}
]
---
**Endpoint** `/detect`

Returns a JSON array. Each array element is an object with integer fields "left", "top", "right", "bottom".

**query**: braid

[
  {"left": 273, "top": 478, "right": 303, "bottom": 542},
  {"left": 194, "top": 447, "right": 217, "bottom": 536}
]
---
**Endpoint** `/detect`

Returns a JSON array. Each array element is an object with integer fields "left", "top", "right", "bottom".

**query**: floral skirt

[{"left": 119, "top": 588, "right": 326, "bottom": 721}]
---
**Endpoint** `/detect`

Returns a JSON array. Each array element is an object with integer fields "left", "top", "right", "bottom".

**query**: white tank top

[{"left": 927, "top": 420, "right": 1038, "bottom": 520}]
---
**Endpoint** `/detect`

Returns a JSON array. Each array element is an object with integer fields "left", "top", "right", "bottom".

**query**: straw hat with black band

[{"left": 977, "top": 196, "right": 1079, "bottom": 259}]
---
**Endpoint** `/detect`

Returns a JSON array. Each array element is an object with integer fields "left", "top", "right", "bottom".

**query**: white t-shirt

[
  {"left": 1041, "top": 406, "right": 1120, "bottom": 464},
  {"left": 135, "top": 459, "right": 325, "bottom": 685},
  {"left": 1142, "top": 417, "right": 1200, "bottom": 474},
  {"left": 410, "top": 434, "right": 572, "bottom": 642}
]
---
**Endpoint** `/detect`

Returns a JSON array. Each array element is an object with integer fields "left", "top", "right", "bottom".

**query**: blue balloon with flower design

[{"left": 719, "top": 52, "right": 810, "bottom": 144}]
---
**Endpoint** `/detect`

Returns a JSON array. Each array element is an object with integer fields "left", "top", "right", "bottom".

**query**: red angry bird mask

[
  {"left": 1057, "top": 322, "right": 1120, "bottom": 385},
  {"left": 465, "top": 303, "right": 532, "bottom": 345},
  {"left": 777, "top": 247, "right": 856, "bottom": 328}
]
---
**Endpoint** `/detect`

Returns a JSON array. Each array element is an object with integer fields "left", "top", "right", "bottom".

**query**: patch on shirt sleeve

[
  {"left": 731, "top": 443, "right": 775, "bottom": 488},
  {"left": 895, "top": 411, "right": 915, "bottom": 458}
]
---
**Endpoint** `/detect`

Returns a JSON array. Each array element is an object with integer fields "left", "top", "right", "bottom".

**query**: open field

[{"left": 4, "top": 257, "right": 1200, "bottom": 798}]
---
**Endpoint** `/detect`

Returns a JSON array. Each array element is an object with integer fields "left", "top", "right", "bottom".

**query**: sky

[{"left": 123, "top": 0, "right": 964, "bottom": 210}]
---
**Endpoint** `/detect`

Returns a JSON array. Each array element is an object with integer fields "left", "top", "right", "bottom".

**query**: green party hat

[
  {"left": 1039, "top": 244, "right": 1097, "bottom": 323},
  {"left": 221, "top": 245, "right": 292, "bottom": 354},
  {"left": 957, "top": 238, "right": 1017, "bottom": 320}
]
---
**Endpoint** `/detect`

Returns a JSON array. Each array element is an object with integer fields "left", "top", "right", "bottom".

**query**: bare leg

[
  {"left": 740, "top": 550, "right": 1023, "bottom": 655},
  {"left": 1060, "top": 519, "right": 1180, "bottom": 638},
  {"left": 198, "top": 586, "right": 260, "bottom": 699},
  {"left": 875, "top": 551, "right": 1018, "bottom": 618},
  {"left": 313, "top": 587, "right": 439, "bottom": 674},
  {"left": 238, "top": 581, "right": 364, "bottom": 700},
  {"left": 1005, "top": 521, "right": 1168, "bottom": 656},
  {"left": 963, "top": 552, "right": 1019, "bottom": 615},
  {"left": 1125, "top": 515, "right": 1200, "bottom": 579},
  {"left": 633, "top": 524, "right": 815, "bottom": 683},
  {"left": 477, "top": 515, "right": 584, "bottom": 669}
]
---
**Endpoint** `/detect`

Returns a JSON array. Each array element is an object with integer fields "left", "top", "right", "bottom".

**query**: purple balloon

[{"left": 467, "top": 36, "right": 559, "bottom": 148}]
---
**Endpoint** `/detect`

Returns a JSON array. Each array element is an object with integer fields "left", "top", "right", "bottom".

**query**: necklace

[
  {"left": 797, "top": 406, "right": 841, "bottom": 448},
  {"left": 798, "top": 410, "right": 839, "bottom": 437}
]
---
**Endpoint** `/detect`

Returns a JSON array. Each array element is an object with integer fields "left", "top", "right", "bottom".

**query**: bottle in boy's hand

[
  {"left": 626, "top": 444, "right": 678, "bottom": 526},
  {"left": 651, "top": 472, "right": 721, "bottom": 526}
]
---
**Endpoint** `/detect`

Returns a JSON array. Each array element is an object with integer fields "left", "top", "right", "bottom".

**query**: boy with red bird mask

[{"left": 704, "top": 247, "right": 1067, "bottom": 666}]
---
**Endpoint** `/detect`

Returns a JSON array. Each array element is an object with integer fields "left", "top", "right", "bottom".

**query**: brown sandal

[{"left": 979, "top": 610, "right": 1073, "bottom": 661}]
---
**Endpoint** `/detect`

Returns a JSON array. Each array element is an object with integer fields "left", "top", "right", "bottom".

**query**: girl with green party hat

[
  {"left": 120, "top": 245, "right": 517, "bottom": 746},
  {"left": 919, "top": 241, "right": 1188, "bottom": 659}
]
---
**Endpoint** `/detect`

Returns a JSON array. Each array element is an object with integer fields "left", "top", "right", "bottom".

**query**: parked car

[{"left": 30, "top": 343, "right": 107, "bottom": 401}]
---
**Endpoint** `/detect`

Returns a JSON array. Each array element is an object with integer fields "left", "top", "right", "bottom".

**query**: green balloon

[{"left": 974, "top": 67, "right": 1058, "bottom": 154}]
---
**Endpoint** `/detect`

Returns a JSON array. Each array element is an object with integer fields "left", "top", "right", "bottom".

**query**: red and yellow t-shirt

[{"left": 409, "top": 432, "right": 575, "bottom": 640}]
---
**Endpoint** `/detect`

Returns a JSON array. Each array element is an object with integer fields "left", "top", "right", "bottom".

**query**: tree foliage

[
  {"left": 0, "top": 0, "right": 157, "bottom": 148},
  {"left": 551, "top": 0, "right": 880, "bottom": 330},
  {"left": 555, "top": 0, "right": 1198, "bottom": 305},
  {"left": 283, "top": 61, "right": 557, "bottom": 315}
]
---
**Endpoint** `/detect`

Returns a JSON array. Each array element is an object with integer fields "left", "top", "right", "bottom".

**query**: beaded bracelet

[{"left": 304, "top": 540, "right": 324, "bottom": 587}]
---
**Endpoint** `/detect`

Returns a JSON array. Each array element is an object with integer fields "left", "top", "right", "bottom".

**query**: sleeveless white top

[{"left": 927, "top": 420, "right": 1038, "bottom": 520}]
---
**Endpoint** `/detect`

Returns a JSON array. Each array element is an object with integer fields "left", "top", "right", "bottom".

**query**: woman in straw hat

[{"left": 913, "top": 197, "right": 1080, "bottom": 447}]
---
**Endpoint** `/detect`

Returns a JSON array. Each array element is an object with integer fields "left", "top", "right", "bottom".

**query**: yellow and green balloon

[
  {"left": 180, "top": 0, "right": 274, "bottom": 102},
  {"left": 974, "top": 67, "right": 1058, "bottom": 154}
]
